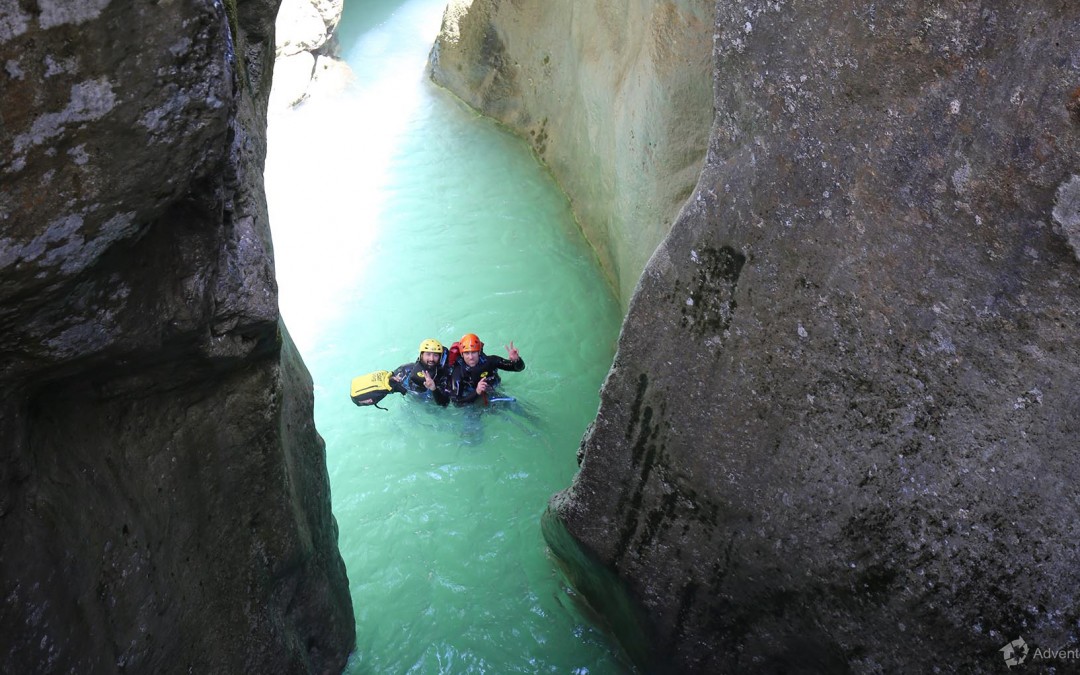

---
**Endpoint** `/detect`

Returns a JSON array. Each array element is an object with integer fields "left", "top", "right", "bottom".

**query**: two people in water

[{"left": 391, "top": 333, "right": 525, "bottom": 406}]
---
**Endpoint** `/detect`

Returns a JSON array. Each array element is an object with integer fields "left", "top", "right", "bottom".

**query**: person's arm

[
  {"left": 432, "top": 386, "right": 450, "bottom": 406},
  {"left": 389, "top": 365, "right": 410, "bottom": 394},
  {"left": 487, "top": 354, "right": 525, "bottom": 372},
  {"left": 502, "top": 341, "right": 525, "bottom": 371},
  {"left": 433, "top": 367, "right": 455, "bottom": 406},
  {"left": 411, "top": 369, "right": 430, "bottom": 388},
  {"left": 421, "top": 369, "right": 448, "bottom": 406}
]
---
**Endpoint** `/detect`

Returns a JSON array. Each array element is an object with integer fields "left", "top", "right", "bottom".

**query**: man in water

[
  {"left": 392, "top": 338, "right": 450, "bottom": 405},
  {"left": 439, "top": 333, "right": 524, "bottom": 405}
]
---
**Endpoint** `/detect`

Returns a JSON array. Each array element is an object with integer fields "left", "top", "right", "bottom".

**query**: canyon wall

[
  {"left": 435, "top": 0, "right": 1080, "bottom": 672},
  {"left": 0, "top": 0, "right": 354, "bottom": 672},
  {"left": 270, "top": 0, "right": 351, "bottom": 109},
  {"left": 429, "top": 0, "right": 716, "bottom": 307}
]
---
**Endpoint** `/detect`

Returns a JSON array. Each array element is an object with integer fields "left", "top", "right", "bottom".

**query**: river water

[{"left": 265, "top": 0, "right": 628, "bottom": 672}]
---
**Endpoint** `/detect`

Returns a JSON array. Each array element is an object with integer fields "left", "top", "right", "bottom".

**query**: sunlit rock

[
  {"left": 429, "top": 0, "right": 715, "bottom": 308},
  {"left": 270, "top": 50, "right": 317, "bottom": 109},
  {"left": 276, "top": 0, "right": 341, "bottom": 56},
  {"left": 272, "top": 0, "right": 348, "bottom": 110}
]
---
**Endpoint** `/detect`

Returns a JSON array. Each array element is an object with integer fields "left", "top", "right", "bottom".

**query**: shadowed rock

[{"left": 1, "top": 0, "right": 354, "bottom": 672}]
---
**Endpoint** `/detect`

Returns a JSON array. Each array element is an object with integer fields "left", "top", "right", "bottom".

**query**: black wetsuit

[
  {"left": 438, "top": 353, "right": 525, "bottom": 405},
  {"left": 392, "top": 359, "right": 449, "bottom": 405}
]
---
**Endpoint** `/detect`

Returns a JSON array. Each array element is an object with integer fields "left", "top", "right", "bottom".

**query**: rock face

[
  {"left": 438, "top": 0, "right": 1080, "bottom": 672},
  {"left": 270, "top": 0, "right": 350, "bottom": 109},
  {"left": 1, "top": 1, "right": 354, "bottom": 672},
  {"left": 430, "top": 0, "right": 715, "bottom": 307}
]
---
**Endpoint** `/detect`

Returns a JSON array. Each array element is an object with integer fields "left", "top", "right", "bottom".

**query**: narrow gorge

[{"left": 3, "top": 0, "right": 1079, "bottom": 673}]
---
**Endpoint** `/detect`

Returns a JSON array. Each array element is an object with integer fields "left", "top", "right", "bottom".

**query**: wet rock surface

[{"left": 1, "top": 1, "right": 353, "bottom": 672}]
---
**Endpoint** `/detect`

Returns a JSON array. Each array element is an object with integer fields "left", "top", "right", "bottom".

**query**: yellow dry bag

[{"left": 350, "top": 370, "right": 398, "bottom": 409}]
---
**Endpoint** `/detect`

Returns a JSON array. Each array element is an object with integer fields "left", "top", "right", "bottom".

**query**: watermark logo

[
  {"left": 1000, "top": 637, "right": 1029, "bottom": 668},
  {"left": 998, "top": 636, "right": 1080, "bottom": 668}
]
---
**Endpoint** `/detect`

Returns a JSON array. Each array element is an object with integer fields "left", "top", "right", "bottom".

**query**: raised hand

[{"left": 505, "top": 340, "right": 520, "bottom": 361}]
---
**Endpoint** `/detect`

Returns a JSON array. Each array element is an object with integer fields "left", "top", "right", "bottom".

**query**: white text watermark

[{"left": 1000, "top": 636, "right": 1080, "bottom": 669}]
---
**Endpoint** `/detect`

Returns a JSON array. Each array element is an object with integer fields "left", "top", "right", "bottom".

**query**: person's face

[
  {"left": 421, "top": 351, "right": 441, "bottom": 366},
  {"left": 462, "top": 350, "right": 480, "bottom": 367}
]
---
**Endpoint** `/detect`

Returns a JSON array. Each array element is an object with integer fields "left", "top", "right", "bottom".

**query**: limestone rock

[
  {"left": 1053, "top": 174, "right": 1080, "bottom": 262},
  {"left": 538, "top": 1, "right": 1080, "bottom": 672},
  {"left": 308, "top": 54, "right": 356, "bottom": 100},
  {"left": 272, "top": 0, "right": 349, "bottom": 111},
  {"left": 270, "top": 50, "right": 318, "bottom": 109},
  {"left": 430, "top": 0, "right": 716, "bottom": 308},
  {"left": 0, "top": 0, "right": 354, "bottom": 672},
  {"left": 276, "top": 0, "right": 342, "bottom": 57}
]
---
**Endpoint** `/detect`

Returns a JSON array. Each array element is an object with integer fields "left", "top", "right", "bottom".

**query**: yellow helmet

[{"left": 418, "top": 338, "right": 444, "bottom": 355}]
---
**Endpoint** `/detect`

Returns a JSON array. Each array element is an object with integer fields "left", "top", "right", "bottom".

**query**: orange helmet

[{"left": 459, "top": 333, "right": 484, "bottom": 353}]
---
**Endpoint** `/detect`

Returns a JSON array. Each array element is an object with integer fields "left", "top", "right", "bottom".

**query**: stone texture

[
  {"left": 276, "top": 0, "right": 342, "bottom": 57},
  {"left": 271, "top": 50, "right": 319, "bottom": 109},
  {"left": 1053, "top": 174, "right": 1080, "bottom": 261},
  {"left": 434, "top": 0, "right": 1080, "bottom": 669},
  {"left": 0, "top": 0, "right": 353, "bottom": 672},
  {"left": 537, "top": 1, "right": 1080, "bottom": 673},
  {"left": 271, "top": 0, "right": 348, "bottom": 109},
  {"left": 430, "top": 0, "right": 716, "bottom": 308}
]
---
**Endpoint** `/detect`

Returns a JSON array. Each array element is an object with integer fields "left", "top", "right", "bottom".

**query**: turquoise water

[{"left": 265, "top": 1, "right": 627, "bottom": 672}]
